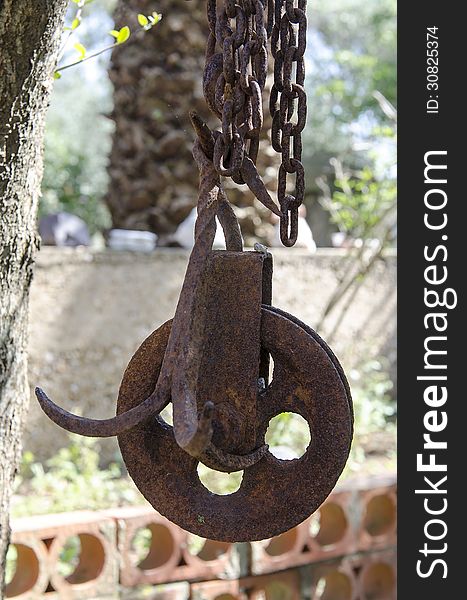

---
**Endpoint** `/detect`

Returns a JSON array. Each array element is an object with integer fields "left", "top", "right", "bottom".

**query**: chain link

[
  {"left": 203, "top": 0, "right": 307, "bottom": 246},
  {"left": 271, "top": 0, "right": 307, "bottom": 245}
]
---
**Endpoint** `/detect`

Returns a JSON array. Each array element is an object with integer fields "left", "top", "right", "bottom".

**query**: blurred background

[
  {"left": 39, "top": 0, "right": 396, "bottom": 249},
  {"left": 7, "top": 0, "right": 396, "bottom": 595}
]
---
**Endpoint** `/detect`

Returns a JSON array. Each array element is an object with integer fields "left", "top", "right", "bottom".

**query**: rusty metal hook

[
  {"left": 34, "top": 386, "right": 166, "bottom": 437},
  {"left": 34, "top": 120, "right": 269, "bottom": 473},
  {"left": 164, "top": 130, "right": 269, "bottom": 471}
]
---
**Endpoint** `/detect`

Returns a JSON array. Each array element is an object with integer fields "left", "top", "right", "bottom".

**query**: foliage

[
  {"left": 55, "top": 1, "right": 162, "bottom": 77},
  {"left": 304, "top": 0, "right": 396, "bottom": 167},
  {"left": 264, "top": 412, "right": 311, "bottom": 456},
  {"left": 332, "top": 172, "right": 395, "bottom": 237},
  {"left": 315, "top": 113, "right": 396, "bottom": 339},
  {"left": 11, "top": 436, "right": 144, "bottom": 518},
  {"left": 40, "top": 0, "right": 162, "bottom": 233},
  {"left": 302, "top": 0, "right": 397, "bottom": 479},
  {"left": 5, "top": 546, "right": 16, "bottom": 586},
  {"left": 343, "top": 359, "right": 396, "bottom": 478},
  {"left": 350, "top": 360, "right": 395, "bottom": 433},
  {"left": 319, "top": 149, "right": 396, "bottom": 239},
  {"left": 40, "top": 74, "right": 113, "bottom": 234},
  {"left": 314, "top": 0, "right": 396, "bottom": 117}
]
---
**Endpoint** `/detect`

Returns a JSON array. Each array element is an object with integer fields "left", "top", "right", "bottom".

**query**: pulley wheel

[{"left": 117, "top": 306, "right": 353, "bottom": 542}]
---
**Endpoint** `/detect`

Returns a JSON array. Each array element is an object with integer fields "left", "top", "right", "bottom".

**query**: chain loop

[
  {"left": 271, "top": 0, "right": 307, "bottom": 244},
  {"left": 203, "top": 0, "right": 307, "bottom": 246}
]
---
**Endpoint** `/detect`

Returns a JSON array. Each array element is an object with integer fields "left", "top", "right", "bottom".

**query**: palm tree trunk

[{"left": 106, "top": 0, "right": 277, "bottom": 245}]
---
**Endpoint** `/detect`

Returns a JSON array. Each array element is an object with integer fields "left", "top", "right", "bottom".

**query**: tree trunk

[
  {"left": 106, "top": 0, "right": 277, "bottom": 245},
  {"left": 0, "top": 0, "right": 68, "bottom": 591}
]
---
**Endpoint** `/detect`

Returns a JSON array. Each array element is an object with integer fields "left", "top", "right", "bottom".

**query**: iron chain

[
  {"left": 204, "top": 0, "right": 307, "bottom": 246},
  {"left": 270, "top": 0, "right": 307, "bottom": 245}
]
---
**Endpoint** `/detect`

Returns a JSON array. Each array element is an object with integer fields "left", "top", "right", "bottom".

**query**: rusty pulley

[
  {"left": 35, "top": 0, "right": 353, "bottom": 542},
  {"left": 36, "top": 245, "right": 352, "bottom": 542},
  {"left": 115, "top": 266, "right": 353, "bottom": 542}
]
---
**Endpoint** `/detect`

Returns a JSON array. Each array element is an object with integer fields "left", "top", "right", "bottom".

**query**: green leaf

[
  {"left": 137, "top": 14, "right": 149, "bottom": 26},
  {"left": 54, "top": 71, "right": 62, "bottom": 79},
  {"left": 73, "top": 42, "right": 87, "bottom": 60},
  {"left": 149, "top": 12, "right": 162, "bottom": 25},
  {"left": 71, "top": 18, "right": 80, "bottom": 30},
  {"left": 116, "top": 25, "right": 130, "bottom": 44},
  {"left": 109, "top": 29, "right": 120, "bottom": 39}
]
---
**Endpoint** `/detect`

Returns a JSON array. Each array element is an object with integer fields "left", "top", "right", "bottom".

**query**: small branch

[
  {"left": 317, "top": 201, "right": 395, "bottom": 329},
  {"left": 55, "top": 24, "right": 153, "bottom": 74},
  {"left": 57, "top": 0, "right": 86, "bottom": 63},
  {"left": 325, "top": 224, "right": 395, "bottom": 343},
  {"left": 55, "top": 43, "right": 117, "bottom": 73},
  {"left": 373, "top": 91, "right": 397, "bottom": 122}
]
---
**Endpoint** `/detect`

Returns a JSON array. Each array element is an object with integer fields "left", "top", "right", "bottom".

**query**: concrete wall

[{"left": 25, "top": 247, "right": 396, "bottom": 462}]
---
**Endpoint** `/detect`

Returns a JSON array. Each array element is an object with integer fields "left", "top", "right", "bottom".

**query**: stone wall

[{"left": 25, "top": 247, "right": 396, "bottom": 462}]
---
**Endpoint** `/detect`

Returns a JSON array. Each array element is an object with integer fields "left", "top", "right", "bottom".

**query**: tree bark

[
  {"left": 0, "top": 0, "right": 68, "bottom": 591},
  {"left": 106, "top": 0, "right": 209, "bottom": 238}
]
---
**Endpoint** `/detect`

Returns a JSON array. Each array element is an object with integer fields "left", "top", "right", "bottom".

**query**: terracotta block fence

[{"left": 7, "top": 474, "right": 396, "bottom": 600}]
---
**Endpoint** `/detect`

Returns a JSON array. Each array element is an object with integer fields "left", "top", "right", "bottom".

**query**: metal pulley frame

[{"left": 35, "top": 0, "right": 353, "bottom": 542}]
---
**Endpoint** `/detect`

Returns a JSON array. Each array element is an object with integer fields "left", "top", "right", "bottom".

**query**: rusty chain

[
  {"left": 271, "top": 0, "right": 307, "bottom": 245},
  {"left": 203, "top": 0, "right": 307, "bottom": 246}
]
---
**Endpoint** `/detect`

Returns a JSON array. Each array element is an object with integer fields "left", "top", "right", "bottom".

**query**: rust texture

[
  {"left": 35, "top": 0, "right": 354, "bottom": 543},
  {"left": 193, "top": 252, "right": 269, "bottom": 457},
  {"left": 117, "top": 304, "right": 352, "bottom": 542},
  {"left": 202, "top": 0, "right": 308, "bottom": 244}
]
